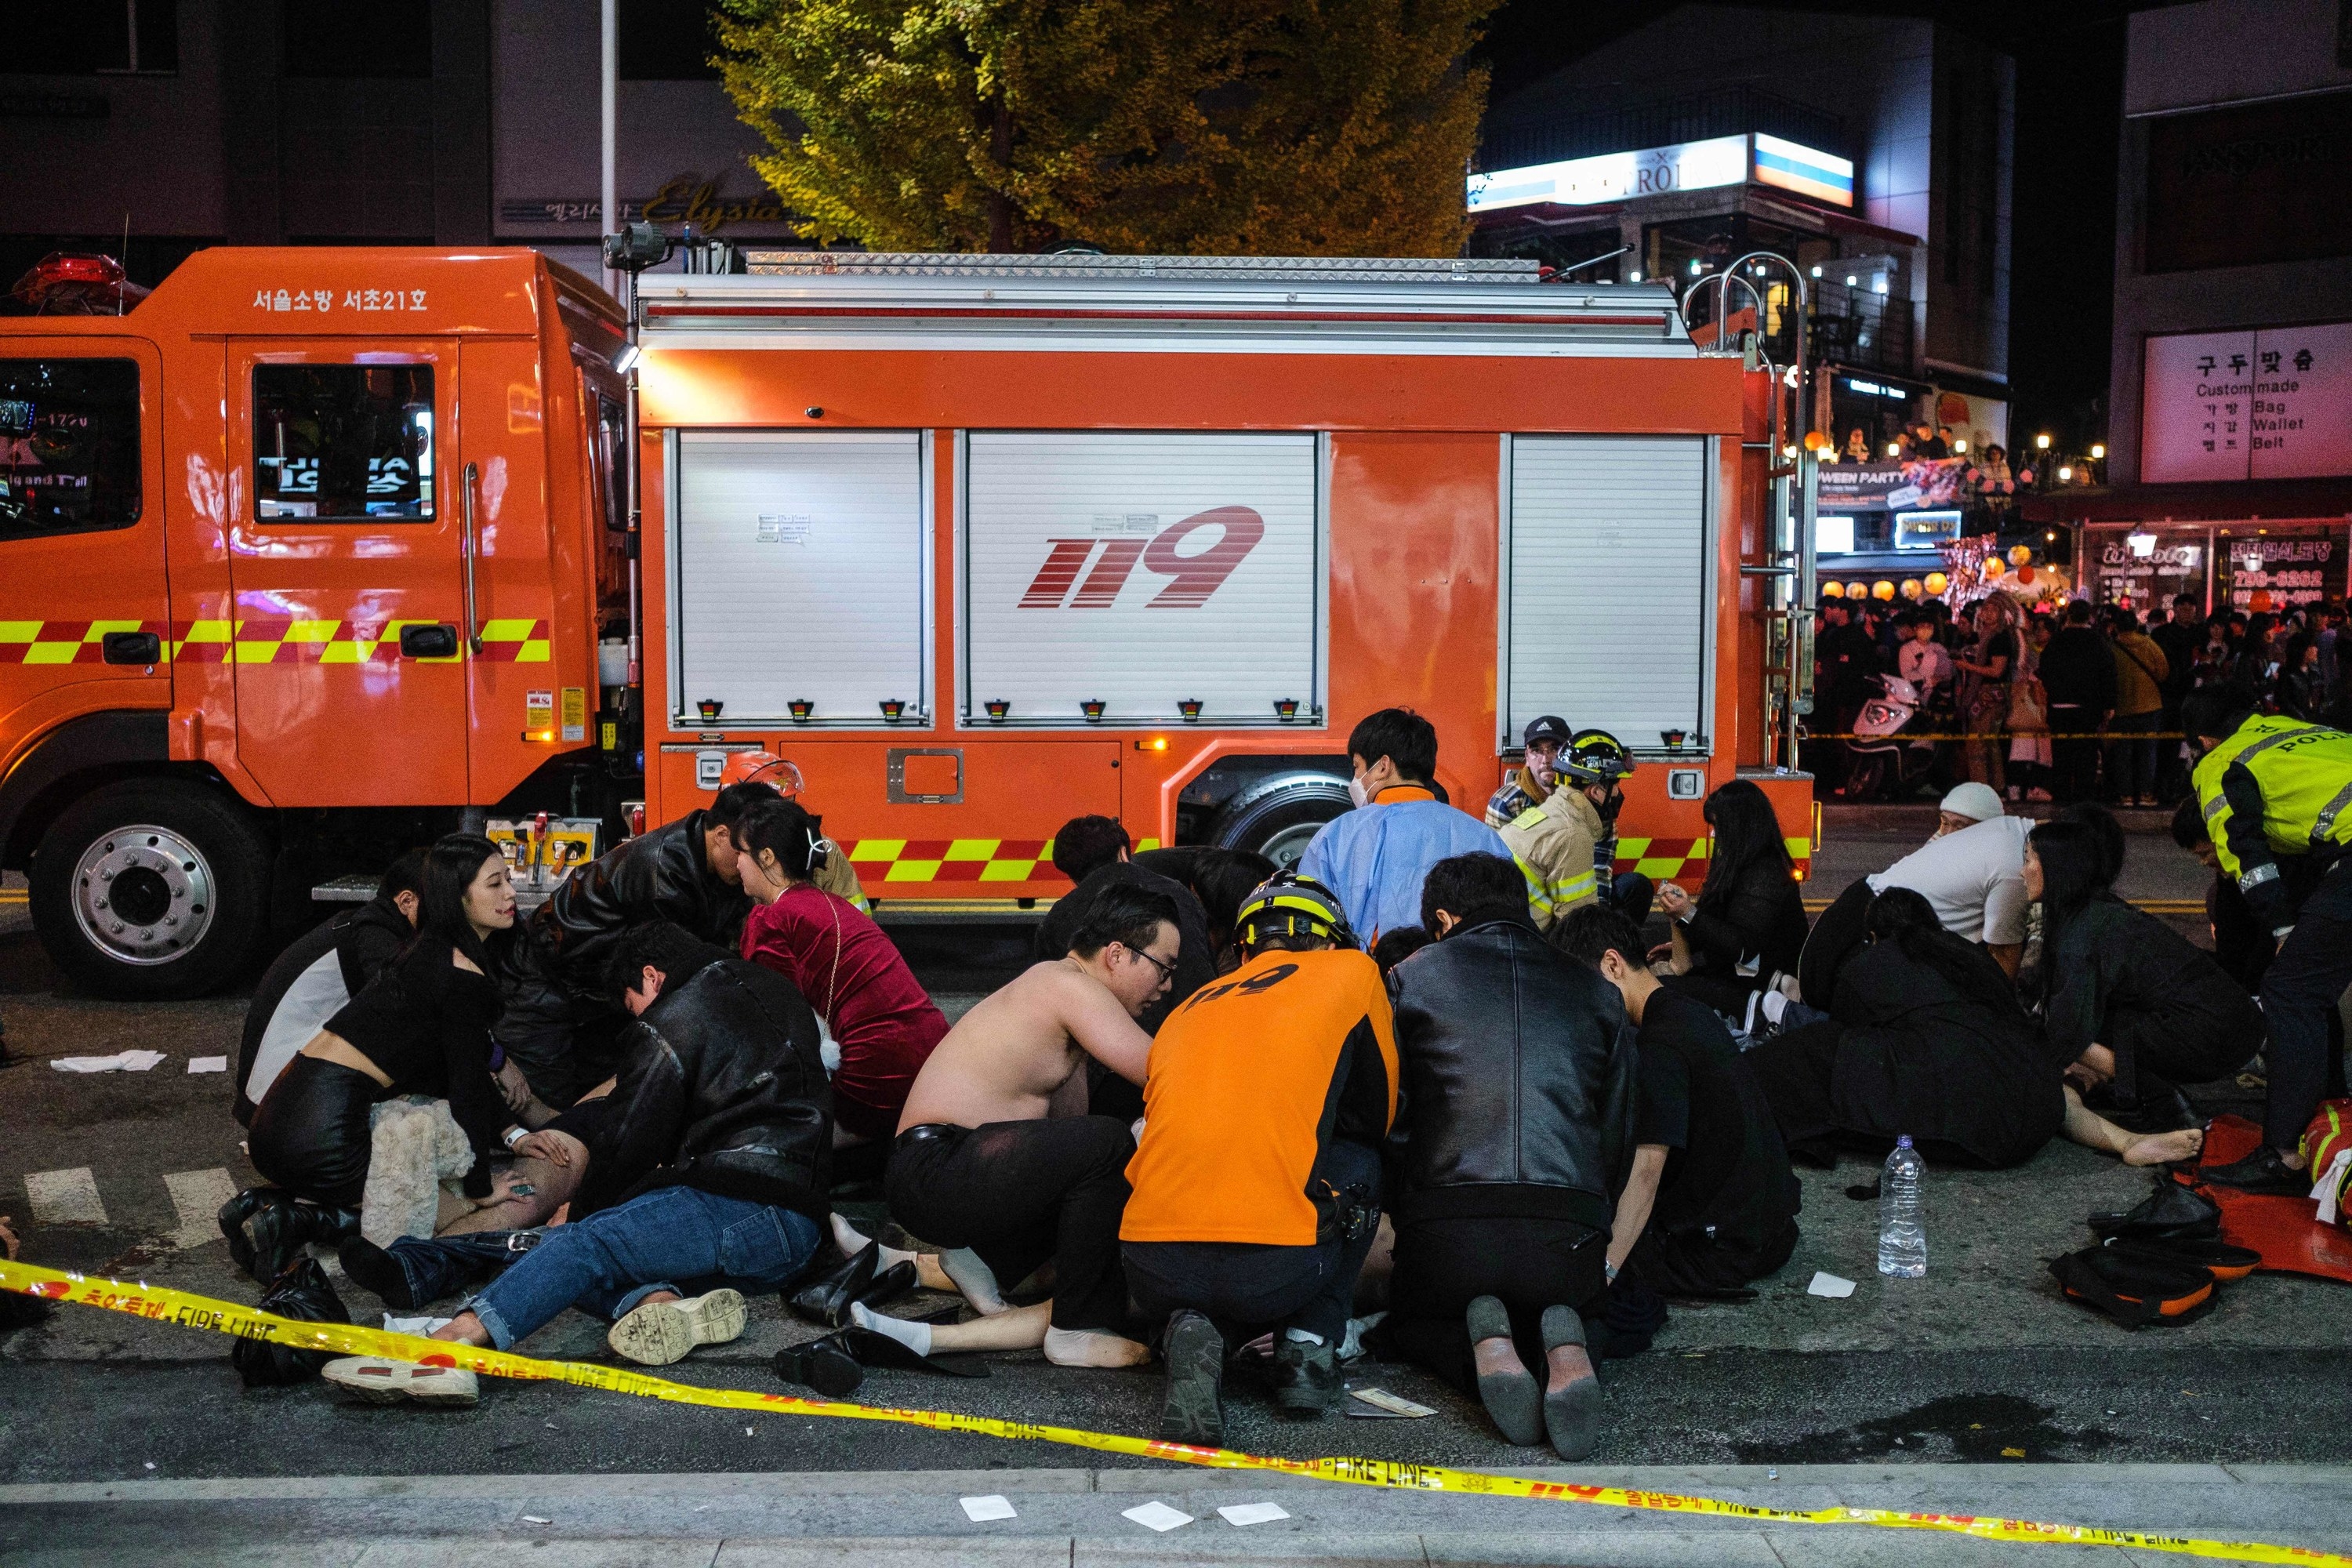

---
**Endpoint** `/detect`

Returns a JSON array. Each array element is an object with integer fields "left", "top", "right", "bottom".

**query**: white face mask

[{"left": 1347, "top": 774, "right": 1370, "bottom": 808}]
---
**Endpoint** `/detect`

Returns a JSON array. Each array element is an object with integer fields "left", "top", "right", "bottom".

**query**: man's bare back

[{"left": 898, "top": 934, "right": 1171, "bottom": 1132}]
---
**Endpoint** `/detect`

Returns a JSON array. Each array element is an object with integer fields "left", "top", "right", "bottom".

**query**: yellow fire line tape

[{"left": 3, "top": 1258, "right": 2339, "bottom": 1566}]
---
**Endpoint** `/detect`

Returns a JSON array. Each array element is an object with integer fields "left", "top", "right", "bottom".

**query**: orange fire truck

[{"left": 1, "top": 246, "right": 1815, "bottom": 998}]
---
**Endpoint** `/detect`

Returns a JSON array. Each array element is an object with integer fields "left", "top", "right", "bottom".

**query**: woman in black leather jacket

[
  {"left": 1385, "top": 854, "right": 1639, "bottom": 1460},
  {"left": 1657, "top": 780, "right": 1809, "bottom": 1018}
]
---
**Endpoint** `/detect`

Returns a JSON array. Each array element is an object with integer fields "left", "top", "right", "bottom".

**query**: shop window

[
  {"left": 622, "top": 0, "right": 724, "bottom": 80},
  {"left": 15, "top": 0, "right": 178, "bottom": 74},
  {"left": 0, "top": 359, "right": 142, "bottom": 541},
  {"left": 281, "top": 2, "right": 431, "bottom": 79},
  {"left": 253, "top": 364, "right": 435, "bottom": 521}
]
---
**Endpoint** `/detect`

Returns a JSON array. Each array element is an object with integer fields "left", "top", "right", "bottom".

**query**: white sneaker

[
  {"left": 322, "top": 1356, "right": 479, "bottom": 1406},
  {"left": 608, "top": 1289, "right": 747, "bottom": 1366}
]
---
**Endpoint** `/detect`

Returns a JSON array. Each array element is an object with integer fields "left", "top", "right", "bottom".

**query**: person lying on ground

[
  {"left": 1035, "top": 814, "right": 1215, "bottom": 1123},
  {"left": 324, "top": 921, "right": 833, "bottom": 1400},
  {"left": 1653, "top": 779, "right": 1808, "bottom": 1020},
  {"left": 1298, "top": 707, "right": 1511, "bottom": 942},
  {"left": 1558, "top": 906, "right": 1800, "bottom": 1299},
  {"left": 236, "top": 849, "right": 427, "bottom": 1127},
  {"left": 1797, "top": 782, "right": 2027, "bottom": 1007},
  {"left": 1754, "top": 887, "right": 2192, "bottom": 1168},
  {"left": 1383, "top": 855, "right": 1632, "bottom": 1461},
  {"left": 1122, "top": 872, "right": 1397, "bottom": 1443},
  {"left": 235, "top": 835, "right": 527, "bottom": 1269},
  {"left": 1131, "top": 845, "right": 1276, "bottom": 975},
  {"left": 495, "top": 781, "right": 775, "bottom": 1107},
  {"left": 736, "top": 795, "right": 948, "bottom": 1150},
  {"left": 847, "top": 882, "right": 1175, "bottom": 1369},
  {"left": 2026, "top": 818, "right": 2256, "bottom": 1128}
]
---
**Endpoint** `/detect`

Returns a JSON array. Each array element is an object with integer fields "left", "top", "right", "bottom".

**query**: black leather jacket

[
  {"left": 499, "top": 810, "right": 753, "bottom": 1039},
  {"left": 1387, "top": 918, "right": 1640, "bottom": 1223},
  {"left": 582, "top": 955, "right": 831, "bottom": 1221}
]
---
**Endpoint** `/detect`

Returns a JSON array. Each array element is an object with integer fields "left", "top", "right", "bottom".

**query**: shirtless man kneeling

[{"left": 849, "top": 881, "right": 1178, "bottom": 1368}]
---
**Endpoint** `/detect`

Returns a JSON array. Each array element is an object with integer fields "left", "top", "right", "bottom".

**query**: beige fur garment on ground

[{"left": 361, "top": 1097, "right": 474, "bottom": 1246}]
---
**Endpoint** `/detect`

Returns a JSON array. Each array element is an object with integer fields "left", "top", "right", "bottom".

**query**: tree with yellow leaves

[{"left": 714, "top": 0, "right": 1497, "bottom": 257}]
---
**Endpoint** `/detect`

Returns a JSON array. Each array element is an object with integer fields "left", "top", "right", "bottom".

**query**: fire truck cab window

[
  {"left": 0, "top": 358, "right": 141, "bottom": 541},
  {"left": 253, "top": 364, "right": 434, "bottom": 521}
]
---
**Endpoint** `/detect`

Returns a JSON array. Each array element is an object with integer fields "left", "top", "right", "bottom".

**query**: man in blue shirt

[{"left": 1298, "top": 709, "right": 1512, "bottom": 941}]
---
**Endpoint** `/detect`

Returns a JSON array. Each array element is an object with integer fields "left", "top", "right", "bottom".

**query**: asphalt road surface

[{"left": 4, "top": 804, "right": 2347, "bottom": 1565}]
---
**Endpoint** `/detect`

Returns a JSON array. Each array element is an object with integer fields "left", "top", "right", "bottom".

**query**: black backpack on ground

[
  {"left": 2049, "top": 1246, "right": 2216, "bottom": 1329},
  {"left": 230, "top": 1257, "right": 352, "bottom": 1387}
]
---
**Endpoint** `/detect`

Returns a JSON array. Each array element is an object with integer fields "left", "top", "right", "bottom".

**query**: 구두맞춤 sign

[{"left": 2141, "top": 321, "right": 2352, "bottom": 484}]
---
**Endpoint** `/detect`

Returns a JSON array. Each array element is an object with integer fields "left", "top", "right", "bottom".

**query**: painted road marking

[
  {"left": 24, "top": 1167, "right": 107, "bottom": 1227},
  {"left": 163, "top": 1168, "right": 237, "bottom": 1250}
]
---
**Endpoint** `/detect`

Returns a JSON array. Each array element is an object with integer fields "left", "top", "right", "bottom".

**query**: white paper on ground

[
  {"left": 1218, "top": 1502, "right": 1291, "bottom": 1526},
  {"left": 383, "top": 1315, "right": 455, "bottom": 1335},
  {"left": 960, "top": 1495, "right": 1017, "bottom": 1523},
  {"left": 1808, "top": 1270, "right": 1857, "bottom": 1298},
  {"left": 116, "top": 1051, "right": 166, "bottom": 1071},
  {"left": 51, "top": 1054, "right": 136, "bottom": 1073},
  {"left": 1122, "top": 1501, "right": 1194, "bottom": 1532},
  {"left": 1349, "top": 1387, "right": 1436, "bottom": 1417},
  {"left": 187, "top": 1056, "right": 229, "bottom": 1074}
]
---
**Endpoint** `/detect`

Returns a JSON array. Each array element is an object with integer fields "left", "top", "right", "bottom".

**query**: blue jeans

[{"left": 468, "top": 1185, "right": 822, "bottom": 1351}]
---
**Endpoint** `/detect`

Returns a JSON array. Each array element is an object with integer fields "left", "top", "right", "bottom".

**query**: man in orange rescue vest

[{"left": 1120, "top": 873, "right": 1397, "bottom": 1446}]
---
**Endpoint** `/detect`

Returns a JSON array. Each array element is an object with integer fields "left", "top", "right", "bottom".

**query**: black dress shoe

[
  {"left": 786, "top": 1243, "right": 879, "bottom": 1327},
  {"left": 836, "top": 1326, "right": 989, "bottom": 1377},
  {"left": 2200, "top": 1145, "right": 2309, "bottom": 1196},
  {"left": 774, "top": 1334, "right": 865, "bottom": 1398},
  {"left": 848, "top": 1259, "right": 916, "bottom": 1317}
]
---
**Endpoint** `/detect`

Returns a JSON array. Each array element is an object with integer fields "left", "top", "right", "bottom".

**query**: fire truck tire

[
  {"left": 29, "top": 781, "right": 273, "bottom": 1000},
  {"left": 1210, "top": 781, "right": 1352, "bottom": 870}
]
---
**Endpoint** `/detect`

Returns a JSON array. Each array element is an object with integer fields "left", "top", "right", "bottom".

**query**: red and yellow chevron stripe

[
  {"left": 1613, "top": 835, "right": 1816, "bottom": 881},
  {"left": 846, "top": 836, "right": 1163, "bottom": 884},
  {"left": 0, "top": 619, "right": 548, "bottom": 664}
]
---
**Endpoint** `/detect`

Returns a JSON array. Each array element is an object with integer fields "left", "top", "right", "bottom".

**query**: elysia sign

[{"left": 501, "top": 175, "right": 789, "bottom": 234}]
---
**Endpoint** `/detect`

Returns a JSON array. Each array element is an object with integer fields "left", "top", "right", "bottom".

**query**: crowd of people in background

[
  {"left": 1814, "top": 588, "right": 2350, "bottom": 808},
  {"left": 188, "top": 677, "right": 2348, "bottom": 1459}
]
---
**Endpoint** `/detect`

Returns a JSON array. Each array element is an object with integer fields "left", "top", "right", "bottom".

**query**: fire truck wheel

[
  {"left": 29, "top": 780, "right": 273, "bottom": 1000},
  {"left": 1210, "top": 779, "right": 1352, "bottom": 870}
]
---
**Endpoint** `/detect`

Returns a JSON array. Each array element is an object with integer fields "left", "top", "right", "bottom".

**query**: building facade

[
  {"left": 1471, "top": 4, "right": 2014, "bottom": 470},
  {"left": 2039, "top": 0, "right": 2352, "bottom": 615},
  {"left": 0, "top": 1, "right": 805, "bottom": 292}
]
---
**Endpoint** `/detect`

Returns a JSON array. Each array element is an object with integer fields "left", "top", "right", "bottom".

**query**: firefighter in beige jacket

[
  {"left": 1499, "top": 783, "right": 1605, "bottom": 931},
  {"left": 1496, "top": 733, "right": 1646, "bottom": 940}
]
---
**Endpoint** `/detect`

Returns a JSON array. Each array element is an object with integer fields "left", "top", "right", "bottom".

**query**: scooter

[{"left": 1843, "top": 673, "right": 1947, "bottom": 801}]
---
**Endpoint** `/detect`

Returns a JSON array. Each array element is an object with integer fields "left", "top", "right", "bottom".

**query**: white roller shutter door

[
  {"left": 671, "top": 431, "right": 927, "bottom": 726},
  {"left": 964, "top": 433, "right": 1321, "bottom": 725},
  {"left": 1506, "top": 435, "right": 1711, "bottom": 750}
]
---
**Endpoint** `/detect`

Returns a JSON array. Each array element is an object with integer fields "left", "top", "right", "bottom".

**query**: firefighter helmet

[
  {"left": 1234, "top": 871, "right": 1358, "bottom": 953},
  {"left": 717, "top": 750, "right": 805, "bottom": 797},
  {"left": 1557, "top": 729, "right": 1636, "bottom": 789}
]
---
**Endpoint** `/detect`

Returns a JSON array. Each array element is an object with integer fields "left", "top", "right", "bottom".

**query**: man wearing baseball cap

[
  {"left": 1795, "top": 782, "right": 2028, "bottom": 1006},
  {"left": 1486, "top": 716, "right": 1572, "bottom": 828}
]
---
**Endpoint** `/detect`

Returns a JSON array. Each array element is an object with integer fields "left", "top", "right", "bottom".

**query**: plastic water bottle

[{"left": 1877, "top": 1136, "right": 1927, "bottom": 1278}]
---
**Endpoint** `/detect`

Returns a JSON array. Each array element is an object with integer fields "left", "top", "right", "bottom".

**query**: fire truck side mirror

[{"left": 398, "top": 623, "right": 461, "bottom": 659}]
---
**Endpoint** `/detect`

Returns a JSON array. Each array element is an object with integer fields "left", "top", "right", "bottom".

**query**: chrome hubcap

[{"left": 71, "top": 824, "right": 215, "bottom": 966}]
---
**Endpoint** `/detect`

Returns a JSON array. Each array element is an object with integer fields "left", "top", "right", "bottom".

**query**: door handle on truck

[
  {"left": 460, "top": 460, "right": 483, "bottom": 655},
  {"left": 398, "top": 623, "right": 460, "bottom": 659},
  {"left": 100, "top": 630, "right": 161, "bottom": 665}
]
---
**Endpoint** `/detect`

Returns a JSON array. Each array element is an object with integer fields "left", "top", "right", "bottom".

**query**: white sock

[
  {"left": 831, "top": 1214, "right": 917, "bottom": 1272},
  {"left": 1042, "top": 1326, "right": 1153, "bottom": 1368},
  {"left": 938, "top": 1247, "right": 1007, "bottom": 1315},
  {"left": 848, "top": 1300, "right": 931, "bottom": 1357},
  {"left": 1284, "top": 1327, "right": 1325, "bottom": 1347}
]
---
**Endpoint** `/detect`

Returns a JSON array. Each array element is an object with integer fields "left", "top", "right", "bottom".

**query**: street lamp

[
  {"left": 2090, "top": 444, "right": 2106, "bottom": 459},
  {"left": 2034, "top": 434, "right": 2052, "bottom": 450}
]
